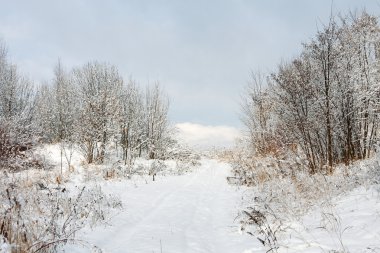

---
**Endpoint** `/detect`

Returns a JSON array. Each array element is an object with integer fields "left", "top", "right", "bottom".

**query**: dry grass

[
  {"left": 230, "top": 145, "right": 380, "bottom": 252},
  {"left": 0, "top": 161, "right": 122, "bottom": 253}
]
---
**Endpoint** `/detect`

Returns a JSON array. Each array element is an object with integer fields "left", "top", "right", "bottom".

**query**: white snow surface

[
  {"left": 279, "top": 185, "right": 380, "bottom": 253},
  {"left": 64, "top": 159, "right": 258, "bottom": 253},
  {"left": 40, "top": 148, "right": 380, "bottom": 252},
  {"left": 0, "top": 236, "right": 10, "bottom": 253}
]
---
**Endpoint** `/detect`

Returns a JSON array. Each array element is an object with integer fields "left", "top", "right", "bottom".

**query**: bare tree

[
  {"left": 241, "top": 71, "right": 281, "bottom": 156},
  {"left": 0, "top": 41, "right": 35, "bottom": 169},
  {"left": 73, "top": 62, "right": 123, "bottom": 164},
  {"left": 144, "top": 83, "right": 170, "bottom": 160},
  {"left": 241, "top": 11, "right": 380, "bottom": 173},
  {"left": 119, "top": 79, "right": 144, "bottom": 165}
]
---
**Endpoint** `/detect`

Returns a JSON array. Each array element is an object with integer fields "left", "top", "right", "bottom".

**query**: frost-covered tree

[
  {"left": 1, "top": 37, "right": 174, "bottom": 167},
  {"left": 242, "top": 11, "right": 380, "bottom": 173},
  {"left": 307, "top": 18, "right": 339, "bottom": 172},
  {"left": 144, "top": 83, "right": 170, "bottom": 159},
  {"left": 241, "top": 71, "right": 281, "bottom": 156},
  {"left": 35, "top": 61, "right": 77, "bottom": 142},
  {"left": 34, "top": 83, "right": 55, "bottom": 141},
  {"left": 53, "top": 60, "right": 77, "bottom": 142},
  {"left": 119, "top": 79, "right": 144, "bottom": 164},
  {"left": 271, "top": 56, "right": 322, "bottom": 172},
  {"left": 73, "top": 62, "right": 123, "bottom": 163},
  {"left": 0, "top": 41, "right": 35, "bottom": 168}
]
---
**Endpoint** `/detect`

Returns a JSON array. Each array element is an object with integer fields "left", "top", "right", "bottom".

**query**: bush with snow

[
  {"left": 229, "top": 140, "right": 380, "bottom": 252},
  {"left": 0, "top": 166, "right": 122, "bottom": 253}
]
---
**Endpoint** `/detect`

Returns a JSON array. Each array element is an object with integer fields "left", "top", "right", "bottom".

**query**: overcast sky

[{"left": 0, "top": 0, "right": 379, "bottom": 147}]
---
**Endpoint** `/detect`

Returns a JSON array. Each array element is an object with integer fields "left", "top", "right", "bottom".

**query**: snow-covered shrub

[
  {"left": 97, "top": 141, "right": 201, "bottom": 180},
  {"left": 103, "top": 165, "right": 125, "bottom": 180},
  {"left": 147, "top": 140, "right": 201, "bottom": 176},
  {"left": 0, "top": 173, "right": 122, "bottom": 253},
  {"left": 227, "top": 139, "right": 308, "bottom": 187},
  {"left": 231, "top": 145, "right": 380, "bottom": 251},
  {"left": 240, "top": 207, "right": 282, "bottom": 252},
  {"left": 0, "top": 125, "right": 43, "bottom": 172}
]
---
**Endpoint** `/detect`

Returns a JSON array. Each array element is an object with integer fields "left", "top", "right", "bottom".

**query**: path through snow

[{"left": 65, "top": 159, "right": 258, "bottom": 253}]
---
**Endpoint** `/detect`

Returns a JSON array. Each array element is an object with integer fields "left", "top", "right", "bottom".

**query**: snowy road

[{"left": 66, "top": 159, "right": 257, "bottom": 253}]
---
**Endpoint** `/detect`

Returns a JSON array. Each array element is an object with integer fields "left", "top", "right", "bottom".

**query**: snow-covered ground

[
  {"left": 64, "top": 159, "right": 259, "bottom": 253},
  {"left": 3, "top": 146, "right": 380, "bottom": 253},
  {"left": 280, "top": 185, "right": 380, "bottom": 253},
  {"left": 59, "top": 157, "right": 380, "bottom": 253}
]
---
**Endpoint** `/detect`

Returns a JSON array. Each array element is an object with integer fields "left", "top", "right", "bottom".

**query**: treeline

[
  {"left": 242, "top": 11, "right": 380, "bottom": 173},
  {"left": 0, "top": 42, "right": 172, "bottom": 168}
]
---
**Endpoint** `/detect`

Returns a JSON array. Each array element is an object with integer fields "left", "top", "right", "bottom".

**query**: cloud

[
  {"left": 1, "top": 0, "right": 378, "bottom": 126},
  {"left": 175, "top": 122, "right": 241, "bottom": 149}
]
